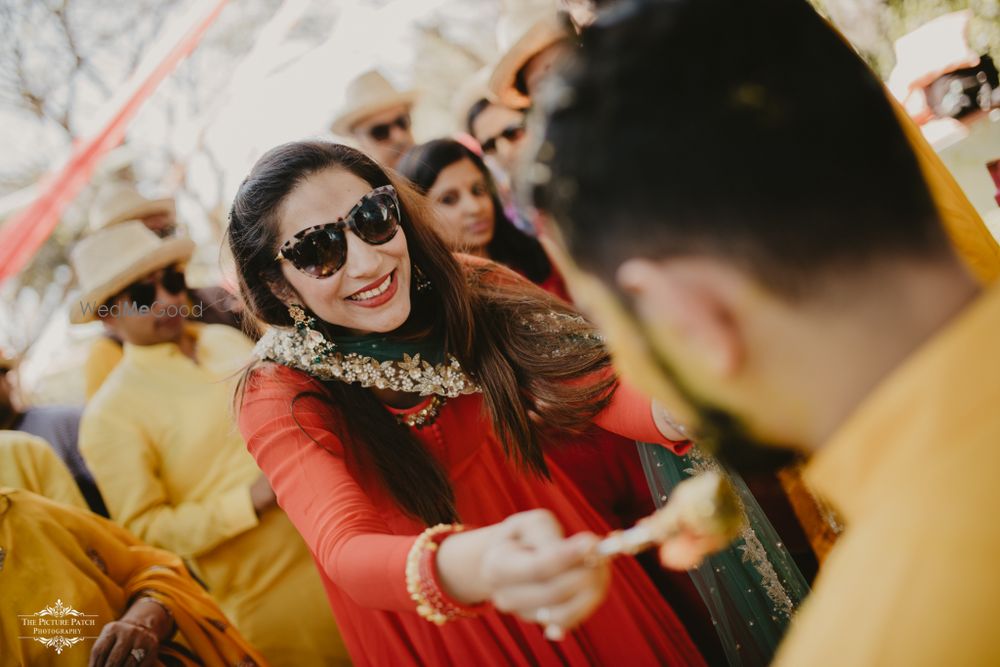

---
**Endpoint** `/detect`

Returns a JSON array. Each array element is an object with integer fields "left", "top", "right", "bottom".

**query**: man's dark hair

[
  {"left": 466, "top": 97, "right": 492, "bottom": 136},
  {"left": 534, "top": 0, "right": 950, "bottom": 299}
]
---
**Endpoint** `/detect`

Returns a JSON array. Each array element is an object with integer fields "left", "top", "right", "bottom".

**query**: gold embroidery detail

[
  {"left": 685, "top": 446, "right": 797, "bottom": 619},
  {"left": 255, "top": 327, "right": 481, "bottom": 398},
  {"left": 397, "top": 396, "right": 447, "bottom": 428}
]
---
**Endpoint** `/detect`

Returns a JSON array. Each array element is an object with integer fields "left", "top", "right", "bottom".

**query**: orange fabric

[
  {"left": 776, "top": 465, "right": 841, "bottom": 564},
  {"left": 0, "top": 488, "right": 266, "bottom": 667},
  {"left": 238, "top": 363, "right": 703, "bottom": 667}
]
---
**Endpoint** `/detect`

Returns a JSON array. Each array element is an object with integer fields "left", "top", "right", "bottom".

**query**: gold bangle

[{"left": 405, "top": 523, "right": 475, "bottom": 625}]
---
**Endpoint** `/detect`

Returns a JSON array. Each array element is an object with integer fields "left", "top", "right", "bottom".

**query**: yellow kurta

[
  {"left": 84, "top": 335, "right": 124, "bottom": 401},
  {"left": 0, "top": 430, "right": 87, "bottom": 510},
  {"left": 0, "top": 488, "right": 266, "bottom": 667},
  {"left": 80, "top": 324, "right": 348, "bottom": 666},
  {"left": 775, "top": 285, "right": 1000, "bottom": 666}
]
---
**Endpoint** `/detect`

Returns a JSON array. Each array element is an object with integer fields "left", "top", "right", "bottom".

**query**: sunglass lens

[
  {"left": 161, "top": 267, "right": 187, "bottom": 295},
  {"left": 354, "top": 193, "right": 400, "bottom": 244},
  {"left": 288, "top": 227, "right": 347, "bottom": 278},
  {"left": 503, "top": 125, "right": 525, "bottom": 142},
  {"left": 127, "top": 282, "right": 157, "bottom": 308}
]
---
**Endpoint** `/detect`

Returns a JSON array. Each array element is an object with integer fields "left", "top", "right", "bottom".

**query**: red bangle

[{"left": 405, "top": 524, "right": 490, "bottom": 625}]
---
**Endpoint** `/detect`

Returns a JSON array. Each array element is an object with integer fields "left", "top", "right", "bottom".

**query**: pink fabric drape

[{"left": 0, "top": 0, "right": 229, "bottom": 284}]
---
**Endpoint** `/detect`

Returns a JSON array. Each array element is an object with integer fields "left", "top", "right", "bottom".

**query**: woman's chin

[{"left": 338, "top": 293, "right": 412, "bottom": 335}]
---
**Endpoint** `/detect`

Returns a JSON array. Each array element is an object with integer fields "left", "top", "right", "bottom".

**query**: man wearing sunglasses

[
  {"left": 331, "top": 69, "right": 417, "bottom": 168},
  {"left": 468, "top": 101, "right": 528, "bottom": 179},
  {"left": 84, "top": 182, "right": 247, "bottom": 399},
  {"left": 70, "top": 221, "right": 345, "bottom": 663}
]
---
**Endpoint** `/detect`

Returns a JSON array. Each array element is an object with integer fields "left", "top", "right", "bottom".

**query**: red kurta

[{"left": 239, "top": 363, "right": 706, "bottom": 667}]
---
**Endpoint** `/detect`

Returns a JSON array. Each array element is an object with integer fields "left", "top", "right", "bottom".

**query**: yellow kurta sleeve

[
  {"left": 891, "top": 98, "right": 1000, "bottom": 284},
  {"left": 0, "top": 431, "right": 87, "bottom": 509},
  {"left": 85, "top": 336, "right": 124, "bottom": 400},
  {"left": 79, "top": 406, "right": 260, "bottom": 559}
]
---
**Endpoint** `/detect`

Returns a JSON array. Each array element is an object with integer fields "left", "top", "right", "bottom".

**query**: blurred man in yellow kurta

[
  {"left": 531, "top": 0, "right": 1000, "bottom": 664},
  {"left": 82, "top": 183, "right": 247, "bottom": 400},
  {"left": 72, "top": 222, "right": 348, "bottom": 666},
  {"left": 0, "top": 430, "right": 88, "bottom": 509}
]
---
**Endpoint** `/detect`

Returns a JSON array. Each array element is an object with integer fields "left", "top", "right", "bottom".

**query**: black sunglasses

[
  {"left": 480, "top": 121, "right": 526, "bottom": 154},
  {"left": 110, "top": 265, "right": 187, "bottom": 310},
  {"left": 367, "top": 114, "right": 411, "bottom": 142},
  {"left": 275, "top": 185, "right": 401, "bottom": 279}
]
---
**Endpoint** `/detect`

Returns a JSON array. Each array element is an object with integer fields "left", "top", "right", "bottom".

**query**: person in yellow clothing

[
  {"left": 488, "top": 0, "right": 1000, "bottom": 291},
  {"left": 71, "top": 222, "right": 349, "bottom": 666},
  {"left": 0, "top": 487, "right": 267, "bottom": 667},
  {"left": 0, "top": 430, "right": 87, "bottom": 509},
  {"left": 530, "top": 0, "right": 1000, "bottom": 664},
  {"left": 82, "top": 183, "right": 247, "bottom": 400},
  {"left": 84, "top": 335, "right": 125, "bottom": 401}
]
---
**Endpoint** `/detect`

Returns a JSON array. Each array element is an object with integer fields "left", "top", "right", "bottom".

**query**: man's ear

[{"left": 616, "top": 257, "right": 745, "bottom": 378}]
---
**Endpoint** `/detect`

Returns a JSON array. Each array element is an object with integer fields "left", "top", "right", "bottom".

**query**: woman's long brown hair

[{"left": 227, "top": 141, "right": 616, "bottom": 525}]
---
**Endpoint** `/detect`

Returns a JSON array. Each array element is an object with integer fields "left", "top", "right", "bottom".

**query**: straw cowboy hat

[
  {"left": 330, "top": 70, "right": 418, "bottom": 136},
  {"left": 88, "top": 182, "right": 176, "bottom": 233},
  {"left": 69, "top": 221, "right": 194, "bottom": 324},
  {"left": 489, "top": 0, "right": 570, "bottom": 109}
]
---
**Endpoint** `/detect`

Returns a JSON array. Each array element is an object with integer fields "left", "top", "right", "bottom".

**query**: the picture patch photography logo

[{"left": 18, "top": 598, "right": 101, "bottom": 655}]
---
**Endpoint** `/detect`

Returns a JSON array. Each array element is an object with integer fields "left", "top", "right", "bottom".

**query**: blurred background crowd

[
  {"left": 1, "top": 1, "right": 999, "bottom": 665},
  {"left": 0, "top": 0, "right": 998, "bottom": 401}
]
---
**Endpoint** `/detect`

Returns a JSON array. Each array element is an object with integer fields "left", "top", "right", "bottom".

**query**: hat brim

[
  {"left": 489, "top": 17, "right": 567, "bottom": 110},
  {"left": 330, "top": 91, "right": 417, "bottom": 136},
  {"left": 70, "top": 238, "right": 195, "bottom": 324},
  {"left": 92, "top": 198, "right": 176, "bottom": 233}
]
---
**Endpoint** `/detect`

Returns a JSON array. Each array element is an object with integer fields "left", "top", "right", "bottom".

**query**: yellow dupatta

[{"left": 0, "top": 488, "right": 268, "bottom": 666}]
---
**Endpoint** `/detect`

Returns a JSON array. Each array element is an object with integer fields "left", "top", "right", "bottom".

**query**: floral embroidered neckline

[{"left": 254, "top": 325, "right": 482, "bottom": 398}]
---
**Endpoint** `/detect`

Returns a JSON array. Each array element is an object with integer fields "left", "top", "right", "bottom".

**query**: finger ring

[
  {"left": 130, "top": 647, "right": 147, "bottom": 663},
  {"left": 536, "top": 607, "right": 552, "bottom": 625}
]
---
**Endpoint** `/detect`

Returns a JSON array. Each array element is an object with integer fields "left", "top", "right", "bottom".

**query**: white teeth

[{"left": 348, "top": 273, "right": 392, "bottom": 301}]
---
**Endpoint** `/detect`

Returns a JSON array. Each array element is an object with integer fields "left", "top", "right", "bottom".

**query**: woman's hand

[
  {"left": 658, "top": 528, "right": 732, "bottom": 570},
  {"left": 651, "top": 400, "right": 691, "bottom": 441},
  {"left": 437, "top": 509, "right": 611, "bottom": 639},
  {"left": 88, "top": 621, "right": 158, "bottom": 667},
  {"left": 89, "top": 597, "right": 172, "bottom": 667}
]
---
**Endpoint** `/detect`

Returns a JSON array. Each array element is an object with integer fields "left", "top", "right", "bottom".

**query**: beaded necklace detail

[
  {"left": 254, "top": 325, "right": 481, "bottom": 398},
  {"left": 396, "top": 396, "right": 447, "bottom": 428}
]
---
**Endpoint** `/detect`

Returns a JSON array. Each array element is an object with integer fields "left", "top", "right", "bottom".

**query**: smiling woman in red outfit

[{"left": 226, "top": 141, "right": 705, "bottom": 666}]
